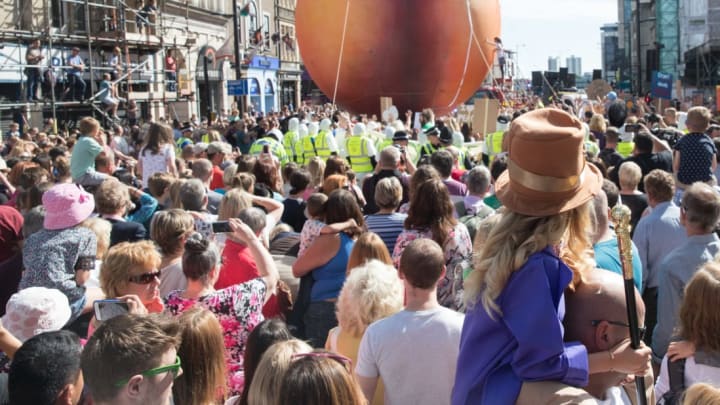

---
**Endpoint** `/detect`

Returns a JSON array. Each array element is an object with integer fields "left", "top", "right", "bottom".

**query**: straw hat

[{"left": 495, "top": 108, "right": 602, "bottom": 216}]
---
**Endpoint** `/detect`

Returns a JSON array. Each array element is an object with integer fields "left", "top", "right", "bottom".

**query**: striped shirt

[{"left": 365, "top": 212, "right": 407, "bottom": 254}]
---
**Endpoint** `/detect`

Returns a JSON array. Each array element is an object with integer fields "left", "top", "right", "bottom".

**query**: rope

[
  {"left": 447, "top": 0, "right": 474, "bottom": 108},
  {"left": 332, "top": 0, "right": 351, "bottom": 106}
]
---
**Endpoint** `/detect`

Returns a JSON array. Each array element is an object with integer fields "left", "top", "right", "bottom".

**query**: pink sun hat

[{"left": 42, "top": 183, "right": 95, "bottom": 230}]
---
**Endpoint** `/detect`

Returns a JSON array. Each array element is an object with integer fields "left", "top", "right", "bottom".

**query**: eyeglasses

[
  {"left": 292, "top": 352, "right": 353, "bottom": 373},
  {"left": 591, "top": 320, "right": 646, "bottom": 340},
  {"left": 114, "top": 355, "right": 182, "bottom": 387},
  {"left": 128, "top": 270, "right": 161, "bottom": 284}
]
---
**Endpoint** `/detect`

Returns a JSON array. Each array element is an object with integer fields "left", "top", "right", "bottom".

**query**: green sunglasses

[{"left": 114, "top": 355, "right": 182, "bottom": 387}]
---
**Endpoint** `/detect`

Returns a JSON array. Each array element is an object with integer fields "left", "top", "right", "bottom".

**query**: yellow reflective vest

[
  {"left": 283, "top": 130, "right": 300, "bottom": 163},
  {"left": 485, "top": 130, "right": 504, "bottom": 158},
  {"left": 346, "top": 136, "right": 373, "bottom": 173},
  {"left": 249, "top": 137, "right": 289, "bottom": 165},
  {"left": 315, "top": 131, "right": 333, "bottom": 159},
  {"left": 302, "top": 135, "right": 317, "bottom": 163},
  {"left": 617, "top": 141, "right": 635, "bottom": 158}
]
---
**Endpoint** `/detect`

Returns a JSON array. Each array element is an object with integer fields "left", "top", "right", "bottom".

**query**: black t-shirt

[{"left": 610, "top": 151, "right": 673, "bottom": 192}]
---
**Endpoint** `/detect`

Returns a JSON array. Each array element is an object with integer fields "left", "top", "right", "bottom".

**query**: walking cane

[{"left": 610, "top": 204, "right": 647, "bottom": 405}]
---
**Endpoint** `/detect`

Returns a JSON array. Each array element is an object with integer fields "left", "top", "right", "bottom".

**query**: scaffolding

[
  {"left": 0, "top": 0, "right": 181, "bottom": 131},
  {"left": 680, "top": 0, "right": 720, "bottom": 94},
  {"left": 656, "top": 0, "right": 679, "bottom": 79}
]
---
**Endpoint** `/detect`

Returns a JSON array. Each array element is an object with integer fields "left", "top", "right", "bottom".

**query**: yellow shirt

[{"left": 326, "top": 326, "right": 385, "bottom": 405}]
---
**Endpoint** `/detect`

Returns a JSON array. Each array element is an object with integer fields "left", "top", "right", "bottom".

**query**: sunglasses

[
  {"left": 591, "top": 319, "right": 646, "bottom": 340},
  {"left": 114, "top": 355, "right": 182, "bottom": 387},
  {"left": 292, "top": 351, "right": 353, "bottom": 373},
  {"left": 128, "top": 270, "right": 161, "bottom": 284}
]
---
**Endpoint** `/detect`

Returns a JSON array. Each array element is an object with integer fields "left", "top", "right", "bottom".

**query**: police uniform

[
  {"left": 284, "top": 118, "right": 301, "bottom": 163},
  {"left": 345, "top": 123, "right": 376, "bottom": 174},
  {"left": 249, "top": 136, "right": 289, "bottom": 165}
]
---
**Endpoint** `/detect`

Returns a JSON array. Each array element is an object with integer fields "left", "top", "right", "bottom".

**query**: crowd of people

[{"left": 1, "top": 92, "right": 720, "bottom": 405}]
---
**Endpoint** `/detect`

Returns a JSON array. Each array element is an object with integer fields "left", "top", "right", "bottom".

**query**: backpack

[{"left": 458, "top": 204, "right": 495, "bottom": 243}]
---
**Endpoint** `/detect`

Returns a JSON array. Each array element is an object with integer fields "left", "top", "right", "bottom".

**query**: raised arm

[{"left": 228, "top": 218, "right": 278, "bottom": 302}]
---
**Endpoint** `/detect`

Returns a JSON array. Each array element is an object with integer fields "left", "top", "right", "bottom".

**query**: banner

[{"left": 650, "top": 71, "right": 673, "bottom": 99}]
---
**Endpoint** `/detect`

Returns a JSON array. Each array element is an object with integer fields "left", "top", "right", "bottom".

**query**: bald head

[{"left": 564, "top": 270, "right": 644, "bottom": 354}]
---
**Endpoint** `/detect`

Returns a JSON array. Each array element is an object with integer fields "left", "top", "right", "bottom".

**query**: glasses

[
  {"left": 114, "top": 355, "right": 182, "bottom": 387},
  {"left": 292, "top": 352, "right": 353, "bottom": 373},
  {"left": 128, "top": 270, "right": 161, "bottom": 284},
  {"left": 591, "top": 320, "right": 646, "bottom": 340}
]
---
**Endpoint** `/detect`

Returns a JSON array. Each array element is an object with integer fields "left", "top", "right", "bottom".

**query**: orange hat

[{"left": 495, "top": 108, "right": 602, "bottom": 216}]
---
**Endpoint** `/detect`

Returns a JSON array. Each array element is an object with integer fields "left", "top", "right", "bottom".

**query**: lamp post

[{"left": 203, "top": 52, "right": 214, "bottom": 122}]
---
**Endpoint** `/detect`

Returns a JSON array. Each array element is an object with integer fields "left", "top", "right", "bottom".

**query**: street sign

[
  {"left": 227, "top": 79, "right": 248, "bottom": 96},
  {"left": 650, "top": 71, "right": 673, "bottom": 99}
]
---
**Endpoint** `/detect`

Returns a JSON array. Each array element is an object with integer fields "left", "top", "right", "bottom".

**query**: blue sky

[{"left": 500, "top": 0, "right": 618, "bottom": 77}]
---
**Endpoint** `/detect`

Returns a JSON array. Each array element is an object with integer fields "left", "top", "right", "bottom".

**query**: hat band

[{"left": 507, "top": 159, "right": 581, "bottom": 193}]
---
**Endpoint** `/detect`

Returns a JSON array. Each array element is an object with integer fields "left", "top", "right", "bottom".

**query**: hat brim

[{"left": 495, "top": 162, "right": 603, "bottom": 217}]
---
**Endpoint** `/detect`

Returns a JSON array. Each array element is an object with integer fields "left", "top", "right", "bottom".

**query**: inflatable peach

[{"left": 296, "top": 0, "right": 501, "bottom": 115}]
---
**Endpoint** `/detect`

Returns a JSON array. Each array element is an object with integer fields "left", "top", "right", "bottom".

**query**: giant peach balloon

[{"left": 296, "top": 0, "right": 501, "bottom": 115}]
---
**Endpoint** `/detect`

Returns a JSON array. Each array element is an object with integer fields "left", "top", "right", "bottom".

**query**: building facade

[
  {"left": 566, "top": 55, "right": 582, "bottom": 76},
  {"left": 548, "top": 57, "right": 560, "bottom": 72},
  {"left": 601, "top": 23, "right": 621, "bottom": 84}
]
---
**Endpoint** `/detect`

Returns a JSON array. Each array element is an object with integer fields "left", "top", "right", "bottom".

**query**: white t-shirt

[
  {"left": 159, "top": 260, "right": 186, "bottom": 299},
  {"left": 356, "top": 307, "right": 464, "bottom": 405},
  {"left": 140, "top": 143, "right": 175, "bottom": 187},
  {"left": 595, "top": 386, "right": 632, "bottom": 405},
  {"left": 655, "top": 354, "right": 720, "bottom": 399}
]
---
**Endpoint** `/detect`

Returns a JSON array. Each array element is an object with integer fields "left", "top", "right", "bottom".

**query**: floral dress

[
  {"left": 164, "top": 278, "right": 266, "bottom": 395},
  {"left": 392, "top": 222, "right": 473, "bottom": 312}
]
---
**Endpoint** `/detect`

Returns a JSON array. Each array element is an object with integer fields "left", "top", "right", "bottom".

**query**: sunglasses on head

[{"left": 128, "top": 270, "right": 161, "bottom": 284}]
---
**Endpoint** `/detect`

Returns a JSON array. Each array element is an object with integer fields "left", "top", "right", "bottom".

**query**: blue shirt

[
  {"left": 652, "top": 233, "right": 720, "bottom": 362},
  {"left": 594, "top": 235, "right": 644, "bottom": 292},
  {"left": 632, "top": 202, "right": 686, "bottom": 290},
  {"left": 310, "top": 232, "right": 354, "bottom": 301},
  {"left": 674, "top": 133, "right": 717, "bottom": 184},
  {"left": 67, "top": 54, "right": 83, "bottom": 76},
  {"left": 452, "top": 248, "right": 589, "bottom": 405},
  {"left": 364, "top": 212, "right": 406, "bottom": 253}
]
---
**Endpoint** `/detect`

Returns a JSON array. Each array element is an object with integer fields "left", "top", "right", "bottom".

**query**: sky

[{"left": 500, "top": 0, "right": 618, "bottom": 78}]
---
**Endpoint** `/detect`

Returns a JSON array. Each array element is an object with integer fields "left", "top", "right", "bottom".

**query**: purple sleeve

[{"left": 502, "top": 260, "right": 589, "bottom": 387}]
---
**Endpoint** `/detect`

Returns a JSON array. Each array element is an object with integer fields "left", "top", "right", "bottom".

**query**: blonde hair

[
  {"left": 337, "top": 259, "right": 403, "bottom": 337},
  {"left": 247, "top": 339, "right": 312, "bottom": 405},
  {"left": 678, "top": 262, "right": 720, "bottom": 353},
  {"left": 464, "top": 202, "right": 594, "bottom": 317},
  {"left": 80, "top": 217, "right": 112, "bottom": 259},
  {"left": 94, "top": 178, "right": 129, "bottom": 215},
  {"left": 78, "top": 117, "right": 100, "bottom": 136},
  {"left": 374, "top": 176, "right": 403, "bottom": 209},
  {"left": 222, "top": 163, "right": 238, "bottom": 188},
  {"left": 618, "top": 161, "right": 642, "bottom": 190},
  {"left": 173, "top": 308, "right": 226, "bottom": 405},
  {"left": 307, "top": 157, "right": 325, "bottom": 188},
  {"left": 100, "top": 241, "right": 162, "bottom": 298},
  {"left": 217, "top": 188, "right": 252, "bottom": 220},
  {"left": 168, "top": 179, "right": 187, "bottom": 209},
  {"left": 589, "top": 114, "right": 607, "bottom": 134},
  {"left": 682, "top": 383, "right": 720, "bottom": 405},
  {"left": 346, "top": 232, "right": 393, "bottom": 274}
]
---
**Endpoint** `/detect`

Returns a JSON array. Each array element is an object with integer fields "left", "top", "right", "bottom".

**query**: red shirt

[
  {"left": 210, "top": 165, "right": 224, "bottom": 190},
  {"left": 216, "top": 239, "right": 280, "bottom": 318}
]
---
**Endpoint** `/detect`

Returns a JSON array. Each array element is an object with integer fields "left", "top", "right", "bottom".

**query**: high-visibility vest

[
  {"left": 376, "top": 138, "right": 393, "bottom": 152},
  {"left": 346, "top": 136, "right": 373, "bottom": 173},
  {"left": 283, "top": 130, "right": 300, "bottom": 163},
  {"left": 302, "top": 135, "right": 317, "bottom": 163},
  {"left": 201, "top": 133, "right": 212, "bottom": 143},
  {"left": 485, "top": 131, "right": 504, "bottom": 157},
  {"left": 315, "top": 131, "right": 332, "bottom": 159},
  {"left": 175, "top": 137, "right": 192, "bottom": 155},
  {"left": 407, "top": 140, "right": 421, "bottom": 164},
  {"left": 249, "top": 137, "right": 289, "bottom": 165},
  {"left": 617, "top": 141, "right": 635, "bottom": 158},
  {"left": 421, "top": 142, "right": 439, "bottom": 157}
]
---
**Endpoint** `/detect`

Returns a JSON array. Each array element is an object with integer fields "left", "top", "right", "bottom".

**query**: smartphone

[
  {"left": 263, "top": 144, "right": 270, "bottom": 153},
  {"left": 625, "top": 124, "right": 640, "bottom": 133},
  {"left": 94, "top": 299, "right": 129, "bottom": 321},
  {"left": 211, "top": 221, "right": 232, "bottom": 233}
]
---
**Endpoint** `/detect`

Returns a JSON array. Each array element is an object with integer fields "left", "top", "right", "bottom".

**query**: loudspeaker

[
  {"left": 559, "top": 67, "right": 569, "bottom": 82},
  {"left": 532, "top": 71, "right": 542, "bottom": 88},
  {"left": 646, "top": 49, "right": 658, "bottom": 82},
  {"left": 593, "top": 69, "right": 602, "bottom": 80}
]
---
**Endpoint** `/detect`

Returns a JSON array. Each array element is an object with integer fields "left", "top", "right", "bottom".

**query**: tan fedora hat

[{"left": 495, "top": 108, "right": 602, "bottom": 217}]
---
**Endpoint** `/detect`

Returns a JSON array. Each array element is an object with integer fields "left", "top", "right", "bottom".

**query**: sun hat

[
  {"left": 494, "top": 108, "right": 602, "bottom": 216},
  {"left": 1, "top": 287, "right": 71, "bottom": 342},
  {"left": 42, "top": 183, "right": 95, "bottom": 230}
]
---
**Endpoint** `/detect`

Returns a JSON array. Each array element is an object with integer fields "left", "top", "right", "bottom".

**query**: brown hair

[
  {"left": 100, "top": 241, "right": 162, "bottom": 298},
  {"left": 217, "top": 188, "right": 252, "bottom": 221},
  {"left": 686, "top": 106, "right": 712, "bottom": 133},
  {"left": 405, "top": 178, "right": 456, "bottom": 247},
  {"left": 678, "top": 262, "right": 720, "bottom": 353},
  {"left": 147, "top": 172, "right": 176, "bottom": 198},
  {"left": 408, "top": 165, "right": 440, "bottom": 199},
  {"left": 323, "top": 156, "right": 348, "bottom": 179},
  {"left": 78, "top": 117, "right": 100, "bottom": 137},
  {"left": 142, "top": 123, "right": 174, "bottom": 155},
  {"left": 277, "top": 351, "right": 365, "bottom": 405},
  {"left": 173, "top": 308, "right": 226, "bottom": 405},
  {"left": 232, "top": 172, "right": 255, "bottom": 192},
  {"left": 643, "top": 169, "right": 674, "bottom": 203},
  {"left": 80, "top": 314, "right": 180, "bottom": 402},
  {"left": 346, "top": 232, "right": 392, "bottom": 274},
  {"left": 252, "top": 159, "right": 281, "bottom": 193},
  {"left": 306, "top": 193, "right": 328, "bottom": 219},
  {"left": 324, "top": 189, "right": 364, "bottom": 237},
  {"left": 681, "top": 383, "right": 720, "bottom": 405},
  {"left": 150, "top": 209, "right": 194, "bottom": 256},
  {"left": 94, "top": 178, "right": 130, "bottom": 215},
  {"left": 322, "top": 174, "right": 348, "bottom": 195},
  {"left": 399, "top": 238, "right": 445, "bottom": 289}
]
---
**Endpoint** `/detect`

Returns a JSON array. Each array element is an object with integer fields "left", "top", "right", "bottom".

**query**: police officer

[
  {"left": 345, "top": 123, "right": 377, "bottom": 178},
  {"left": 485, "top": 115, "right": 510, "bottom": 163},
  {"left": 249, "top": 131, "right": 288, "bottom": 166},
  {"left": 391, "top": 130, "right": 420, "bottom": 165},
  {"left": 439, "top": 127, "right": 472, "bottom": 169},
  {"left": 283, "top": 117, "right": 301, "bottom": 163},
  {"left": 175, "top": 124, "right": 193, "bottom": 155},
  {"left": 420, "top": 126, "right": 442, "bottom": 157}
]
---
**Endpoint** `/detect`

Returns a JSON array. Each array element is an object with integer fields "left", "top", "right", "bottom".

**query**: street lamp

[{"left": 203, "top": 52, "right": 214, "bottom": 122}]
